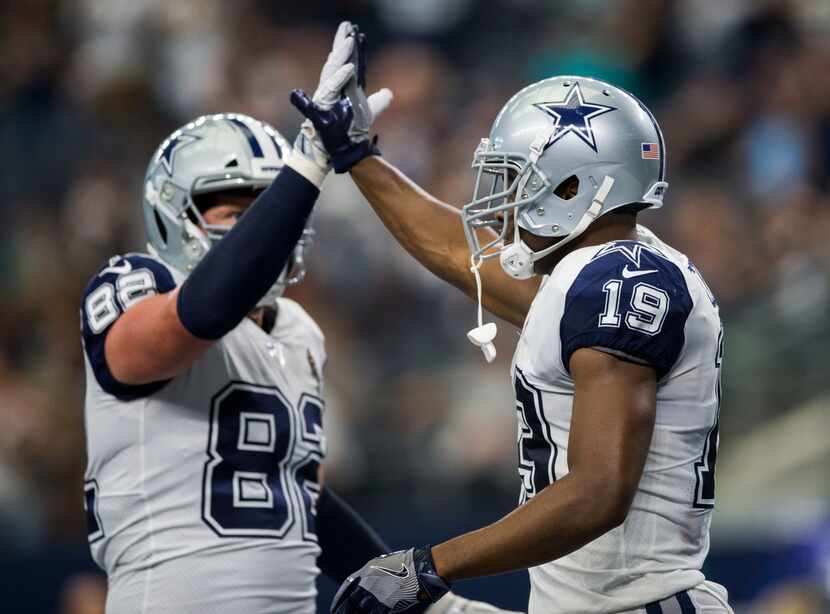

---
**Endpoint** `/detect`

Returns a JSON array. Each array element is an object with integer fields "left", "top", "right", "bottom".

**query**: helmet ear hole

[
  {"left": 554, "top": 175, "right": 579, "bottom": 200},
  {"left": 153, "top": 209, "right": 168, "bottom": 246}
]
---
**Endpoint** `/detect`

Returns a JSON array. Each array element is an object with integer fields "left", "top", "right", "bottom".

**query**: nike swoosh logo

[
  {"left": 621, "top": 265, "right": 658, "bottom": 279},
  {"left": 370, "top": 563, "right": 409, "bottom": 579}
]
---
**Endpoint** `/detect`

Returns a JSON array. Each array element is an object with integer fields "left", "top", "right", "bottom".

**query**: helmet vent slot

[
  {"left": 554, "top": 175, "right": 579, "bottom": 200},
  {"left": 225, "top": 158, "right": 239, "bottom": 168},
  {"left": 154, "top": 209, "right": 168, "bottom": 246}
]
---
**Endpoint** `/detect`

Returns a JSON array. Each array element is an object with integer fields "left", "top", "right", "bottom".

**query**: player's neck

[
  {"left": 577, "top": 213, "right": 638, "bottom": 248},
  {"left": 536, "top": 214, "right": 638, "bottom": 275}
]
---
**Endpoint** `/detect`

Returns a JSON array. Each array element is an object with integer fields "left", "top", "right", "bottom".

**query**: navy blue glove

[
  {"left": 289, "top": 89, "right": 379, "bottom": 173},
  {"left": 331, "top": 546, "right": 450, "bottom": 613}
]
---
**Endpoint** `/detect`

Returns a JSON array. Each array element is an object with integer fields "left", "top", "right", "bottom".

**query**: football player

[
  {"left": 81, "top": 23, "right": 518, "bottom": 614},
  {"left": 292, "top": 27, "right": 734, "bottom": 614}
]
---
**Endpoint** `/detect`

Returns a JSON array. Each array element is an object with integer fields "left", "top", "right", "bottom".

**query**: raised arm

[
  {"left": 89, "top": 164, "right": 321, "bottom": 390},
  {"left": 92, "top": 24, "right": 363, "bottom": 391},
  {"left": 289, "top": 26, "right": 539, "bottom": 328},
  {"left": 350, "top": 156, "right": 540, "bottom": 327}
]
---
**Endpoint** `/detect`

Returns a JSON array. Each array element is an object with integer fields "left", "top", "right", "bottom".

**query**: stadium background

[{"left": 2, "top": 1, "right": 830, "bottom": 612}]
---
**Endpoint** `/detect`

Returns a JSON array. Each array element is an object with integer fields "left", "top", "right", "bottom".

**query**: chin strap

[{"left": 467, "top": 255, "right": 498, "bottom": 363}]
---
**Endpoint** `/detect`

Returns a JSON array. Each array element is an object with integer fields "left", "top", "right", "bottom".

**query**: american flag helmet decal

[{"left": 641, "top": 142, "right": 660, "bottom": 160}]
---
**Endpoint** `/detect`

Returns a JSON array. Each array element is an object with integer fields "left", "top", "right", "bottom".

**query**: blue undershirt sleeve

[{"left": 316, "top": 486, "right": 389, "bottom": 583}]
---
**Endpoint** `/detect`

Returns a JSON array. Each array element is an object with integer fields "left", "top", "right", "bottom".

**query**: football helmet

[
  {"left": 142, "top": 113, "right": 312, "bottom": 304},
  {"left": 461, "top": 76, "right": 668, "bottom": 280}
]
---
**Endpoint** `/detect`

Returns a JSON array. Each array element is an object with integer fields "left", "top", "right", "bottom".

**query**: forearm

[
  {"left": 431, "top": 473, "right": 622, "bottom": 582},
  {"left": 351, "top": 156, "right": 473, "bottom": 291},
  {"left": 350, "top": 156, "right": 538, "bottom": 326},
  {"left": 432, "top": 353, "right": 656, "bottom": 582}
]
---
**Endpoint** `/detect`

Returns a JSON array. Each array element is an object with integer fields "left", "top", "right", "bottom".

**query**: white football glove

[
  {"left": 314, "top": 21, "right": 358, "bottom": 108},
  {"left": 289, "top": 21, "right": 357, "bottom": 185},
  {"left": 343, "top": 24, "right": 392, "bottom": 148},
  {"left": 290, "top": 21, "right": 393, "bottom": 177},
  {"left": 427, "top": 593, "right": 525, "bottom": 614}
]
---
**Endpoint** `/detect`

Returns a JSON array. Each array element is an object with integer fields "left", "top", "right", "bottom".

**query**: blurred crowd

[{"left": 2, "top": 4, "right": 830, "bottom": 596}]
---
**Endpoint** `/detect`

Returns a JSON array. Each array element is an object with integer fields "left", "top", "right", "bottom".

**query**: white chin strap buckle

[
  {"left": 467, "top": 322, "right": 497, "bottom": 363},
  {"left": 499, "top": 241, "right": 534, "bottom": 280}
]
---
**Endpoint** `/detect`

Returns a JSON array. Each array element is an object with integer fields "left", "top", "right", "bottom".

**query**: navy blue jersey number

[
  {"left": 516, "top": 369, "right": 557, "bottom": 504},
  {"left": 694, "top": 327, "right": 723, "bottom": 508},
  {"left": 201, "top": 382, "right": 323, "bottom": 540},
  {"left": 294, "top": 394, "right": 324, "bottom": 541},
  {"left": 84, "top": 480, "right": 104, "bottom": 543}
]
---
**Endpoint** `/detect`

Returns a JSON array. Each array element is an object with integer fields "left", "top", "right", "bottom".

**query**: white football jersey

[
  {"left": 81, "top": 252, "right": 326, "bottom": 614},
  {"left": 512, "top": 227, "right": 727, "bottom": 613}
]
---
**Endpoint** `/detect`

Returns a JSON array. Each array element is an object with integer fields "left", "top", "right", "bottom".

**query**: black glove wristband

[{"left": 413, "top": 546, "right": 451, "bottom": 603}]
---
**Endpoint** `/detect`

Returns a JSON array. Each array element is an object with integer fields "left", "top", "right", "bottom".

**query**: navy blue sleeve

[
  {"left": 177, "top": 165, "right": 318, "bottom": 340},
  {"left": 81, "top": 254, "right": 177, "bottom": 401},
  {"left": 560, "top": 242, "right": 693, "bottom": 378},
  {"left": 316, "top": 487, "right": 389, "bottom": 583}
]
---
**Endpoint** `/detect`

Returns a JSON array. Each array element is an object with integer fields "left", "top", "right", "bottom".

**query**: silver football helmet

[
  {"left": 461, "top": 75, "right": 668, "bottom": 280},
  {"left": 142, "top": 113, "right": 312, "bottom": 304}
]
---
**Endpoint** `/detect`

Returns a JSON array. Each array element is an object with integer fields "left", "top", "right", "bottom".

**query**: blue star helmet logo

[
  {"left": 533, "top": 83, "right": 616, "bottom": 153},
  {"left": 158, "top": 132, "right": 201, "bottom": 175}
]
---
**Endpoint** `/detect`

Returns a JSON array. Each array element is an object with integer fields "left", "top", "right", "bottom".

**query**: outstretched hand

[
  {"left": 311, "top": 21, "right": 357, "bottom": 108},
  {"left": 290, "top": 22, "right": 393, "bottom": 173},
  {"left": 343, "top": 27, "right": 392, "bottom": 140},
  {"left": 287, "top": 21, "right": 359, "bottom": 184}
]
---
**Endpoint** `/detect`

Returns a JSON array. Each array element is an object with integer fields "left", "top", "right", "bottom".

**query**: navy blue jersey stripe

[
  {"left": 228, "top": 117, "right": 264, "bottom": 158},
  {"left": 676, "top": 590, "right": 696, "bottom": 614},
  {"left": 645, "top": 601, "right": 663, "bottom": 614}
]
